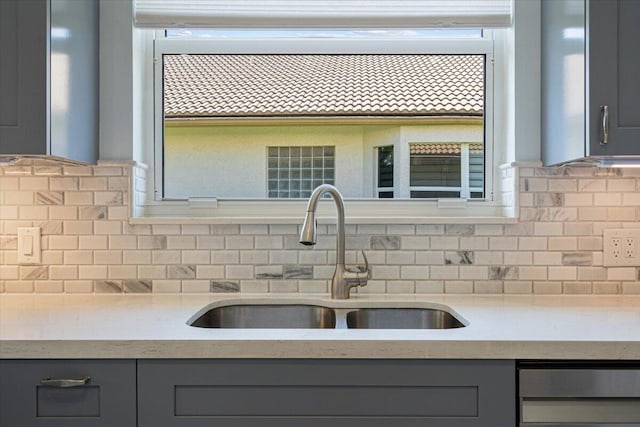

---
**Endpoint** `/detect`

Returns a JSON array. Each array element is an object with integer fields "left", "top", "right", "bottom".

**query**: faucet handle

[
  {"left": 358, "top": 250, "right": 370, "bottom": 278},
  {"left": 344, "top": 250, "right": 370, "bottom": 288}
]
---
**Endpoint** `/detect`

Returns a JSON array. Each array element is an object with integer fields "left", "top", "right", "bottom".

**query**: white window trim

[
  {"left": 142, "top": 29, "right": 510, "bottom": 222},
  {"left": 460, "top": 144, "right": 471, "bottom": 198},
  {"left": 408, "top": 142, "right": 483, "bottom": 199},
  {"left": 133, "top": 0, "right": 513, "bottom": 29},
  {"left": 373, "top": 145, "right": 395, "bottom": 198}
]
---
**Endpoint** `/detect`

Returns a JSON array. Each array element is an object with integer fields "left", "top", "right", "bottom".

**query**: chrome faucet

[{"left": 299, "top": 184, "right": 369, "bottom": 299}]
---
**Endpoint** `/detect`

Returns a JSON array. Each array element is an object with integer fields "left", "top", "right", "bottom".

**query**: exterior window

[
  {"left": 409, "top": 143, "right": 484, "bottom": 199},
  {"left": 155, "top": 30, "right": 494, "bottom": 201},
  {"left": 411, "top": 156, "right": 462, "bottom": 198},
  {"left": 469, "top": 148, "right": 485, "bottom": 198},
  {"left": 267, "top": 146, "right": 335, "bottom": 199},
  {"left": 376, "top": 146, "right": 394, "bottom": 199}
]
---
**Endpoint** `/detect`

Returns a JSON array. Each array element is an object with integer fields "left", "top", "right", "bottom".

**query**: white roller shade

[{"left": 134, "top": 0, "right": 512, "bottom": 29}]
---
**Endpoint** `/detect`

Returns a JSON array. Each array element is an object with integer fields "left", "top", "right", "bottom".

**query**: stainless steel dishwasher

[{"left": 519, "top": 361, "right": 640, "bottom": 426}]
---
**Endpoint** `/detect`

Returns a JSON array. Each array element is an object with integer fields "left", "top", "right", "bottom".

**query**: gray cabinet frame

[
  {"left": 0, "top": 0, "right": 99, "bottom": 163},
  {"left": 542, "top": 0, "right": 640, "bottom": 165},
  {"left": 0, "top": 360, "right": 137, "bottom": 427},
  {"left": 138, "top": 359, "right": 515, "bottom": 427},
  {"left": 0, "top": 0, "right": 48, "bottom": 154},
  {"left": 587, "top": 0, "right": 640, "bottom": 157}
]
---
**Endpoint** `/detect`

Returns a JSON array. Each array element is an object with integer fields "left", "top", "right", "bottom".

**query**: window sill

[
  {"left": 129, "top": 216, "right": 518, "bottom": 225},
  {"left": 129, "top": 199, "right": 517, "bottom": 225},
  {"left": 129, "top": 162, "right": 521, "bottom": 225}
]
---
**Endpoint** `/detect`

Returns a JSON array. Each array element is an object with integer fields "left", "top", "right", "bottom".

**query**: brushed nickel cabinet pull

[
  {"left": 40, "top": 377, "right": 91, "bottom": 388},
  {"left": 600, "top": 105, "right": 609, "bottom": 145}
]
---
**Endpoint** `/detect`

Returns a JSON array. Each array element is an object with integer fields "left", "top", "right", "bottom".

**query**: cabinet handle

[
  {"left": 40, "top": 377, "right": 91, "bottom": 388},
  {"left": 600, "top": 105, "right": 609, "bottom": 145}
]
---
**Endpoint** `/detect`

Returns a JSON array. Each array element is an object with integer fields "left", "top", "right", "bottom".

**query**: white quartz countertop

[{"left": 1, "top": 294, "right": 639, "bottom": 359}]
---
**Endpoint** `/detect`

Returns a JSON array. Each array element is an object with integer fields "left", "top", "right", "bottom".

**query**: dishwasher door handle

[
  {"left": 519, "top": 369, "right": 640, "bottom": 397},
  {"left": 519, "top": 368, "right": 640, "bottom": 426}
]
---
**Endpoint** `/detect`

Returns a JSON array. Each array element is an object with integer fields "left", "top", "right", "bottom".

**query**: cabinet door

[
  {"left": 588, "top": 0, "right": 640, "bottom": 156},
  {"left": 541, "top": 0, "right": 586, "bottom": 166},
  {"left": 0, "top": 360, "right": 136, "bottom": 427},
  {"left": 0, "top": 0, "right": 48, "bottom": 155},
  {"left": 138, "top": 359, "right": 515, "bottom": 427},
  {"left": 49, "top": 0, "right": 99, "bottom": 163}
]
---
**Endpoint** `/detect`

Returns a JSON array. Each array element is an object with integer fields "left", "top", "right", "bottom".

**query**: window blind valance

[{"left": 134, "top": 0, "right": 512, "bottom": 29}]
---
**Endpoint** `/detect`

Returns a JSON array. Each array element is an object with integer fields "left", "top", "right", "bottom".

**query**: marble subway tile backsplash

[{"left": 1, "top": 162, "right": 640, "bottom": 295}]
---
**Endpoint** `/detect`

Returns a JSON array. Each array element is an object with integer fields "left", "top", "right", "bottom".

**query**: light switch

[
  {"left": 17, "top": 227, "right": 41, "bottom": 264},
  {"left": 24, "top": 235, "right": 33, "bottom": 255}
]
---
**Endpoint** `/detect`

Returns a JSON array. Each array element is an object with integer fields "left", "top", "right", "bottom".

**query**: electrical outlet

[
  {"left": 612, "top": 238, "right": 621, "bottom": 259},
  {"left": 604, "top": 229, "right": 640, "bottom": 266},
  {"left": 626, "top": 238, "right": 635, "bottom": 258}
]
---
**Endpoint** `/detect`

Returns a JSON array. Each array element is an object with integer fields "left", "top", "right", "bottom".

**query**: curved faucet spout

[
  {"left": 299, "top": 184, "right": 366, "bottom": 299},
  {"left": 299, "top": 184, "right": 345, "bottom": 265}
]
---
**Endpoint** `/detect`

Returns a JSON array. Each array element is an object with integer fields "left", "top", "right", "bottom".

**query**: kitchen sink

[
  {"left": 346, "top": 308, "right": 465, "bottom": 329},
  {"left": 188, "top": 301, "right": 467, "bottom": 330},
  {"left": 189, "top": 304, "right": 336, "bottom": 329}
]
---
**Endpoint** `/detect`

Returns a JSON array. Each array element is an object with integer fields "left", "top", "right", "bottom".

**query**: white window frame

[
  {"left": 374, "top": 145, "right": 396, "bottom": 198},
  {"left": 374, "top": 142, "right": 484, "bottom": 199},
  {"left": 147, "top": 30, "right": 502, "bottom": 221},
  {"left": 408, "top": 143, "right": 484, "bottom": 199}
]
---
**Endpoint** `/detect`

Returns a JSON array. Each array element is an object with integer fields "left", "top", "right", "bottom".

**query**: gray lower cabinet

[
  {"left": 0, "top": 360, "right": 136, "bottom": 427},
  {"left": 138, "top": 359, "right": 515, "bottom": 427}
]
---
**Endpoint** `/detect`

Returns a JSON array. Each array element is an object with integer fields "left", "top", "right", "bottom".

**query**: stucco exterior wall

[{"left": 164, "top": 122, "right": 482, "bottom": 199}]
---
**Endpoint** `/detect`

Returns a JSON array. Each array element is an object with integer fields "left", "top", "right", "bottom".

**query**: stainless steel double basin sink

[{"left": 188, "top": 301, "right": 466, "bottom": 330}]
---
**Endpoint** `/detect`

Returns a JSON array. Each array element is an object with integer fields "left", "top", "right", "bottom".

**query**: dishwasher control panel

[{"left": 518, "top": 361, "right": 640, "bottom": 426}]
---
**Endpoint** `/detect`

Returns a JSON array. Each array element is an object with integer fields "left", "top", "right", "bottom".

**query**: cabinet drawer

[
  {"left": 0, "top": 360, "right": 136, "bottom": 427},
  {"left": 139, "top": 359, "right": 515, "bottom": 427}
]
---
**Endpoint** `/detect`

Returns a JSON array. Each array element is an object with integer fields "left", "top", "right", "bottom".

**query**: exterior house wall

[
  {"left": 400, "top": 124, "right": 483, "bottom": 144},
  {"left": 164, "top": 125, "right": 365, "bottom": 198},
  {"left": 165, "top": 123, "right": 482, "bottom": 199}
]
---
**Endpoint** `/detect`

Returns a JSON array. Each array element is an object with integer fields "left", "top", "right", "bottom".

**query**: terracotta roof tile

[
  {"left": 164, "top": 54, "right": 483, "bottom": 118},
  {"left": 410, "top": 143, "right": 483, "bottom": 155}
]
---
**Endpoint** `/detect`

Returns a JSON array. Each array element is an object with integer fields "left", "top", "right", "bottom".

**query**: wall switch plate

[
  {"left": 17, "top": 227, "right": 41, "bottom": 264},
  {"left": 603, "top": 229, "right": 640, "bottom": 266}
]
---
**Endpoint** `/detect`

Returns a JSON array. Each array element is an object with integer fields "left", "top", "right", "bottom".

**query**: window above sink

[{"left": 114, "top": 0, "right": 542, "bottom": 222}]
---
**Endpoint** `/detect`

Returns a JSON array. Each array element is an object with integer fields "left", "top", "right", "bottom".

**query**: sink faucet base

[{"left": 299, "top": 184, "right": 368, "bottom": 299}]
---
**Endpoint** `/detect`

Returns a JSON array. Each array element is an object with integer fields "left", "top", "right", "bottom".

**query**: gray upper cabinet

[
  {"left": 541, "top": 0, "right": 640, "bottom": 165},
  {"left": 0, "top": 0, "right": 99, "bottom": 163},
  {"left": 0, "top": 0, "right": 48, "bottom": 155}
]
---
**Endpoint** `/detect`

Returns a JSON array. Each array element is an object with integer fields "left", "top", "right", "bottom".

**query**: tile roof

[
  {"left": 410, "top": 143, "right": 484, "bottom": 155},
  {"left": 164, "top": 54, "right": 483, "bottom": 119}
]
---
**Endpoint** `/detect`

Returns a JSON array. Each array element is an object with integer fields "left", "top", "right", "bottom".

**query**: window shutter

[{"left": 134, "top": 0, "right": 512, "bottom": 29}]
